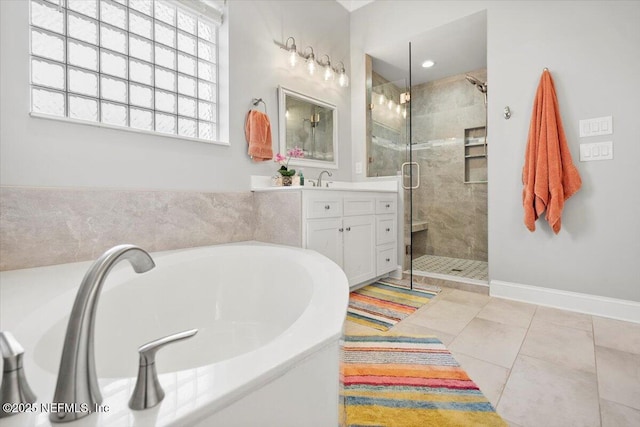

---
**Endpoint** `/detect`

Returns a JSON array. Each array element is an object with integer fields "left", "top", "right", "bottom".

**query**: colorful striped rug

[
  {"left": 347, "top": 281, "right": 438, "bottom": 331},
  {"left": 340, "top": 334, "right": 507, "bottom": 427}
]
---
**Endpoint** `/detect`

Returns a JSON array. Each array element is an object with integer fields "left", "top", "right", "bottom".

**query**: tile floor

[
  {"left": 344, "top": 286, "right": 640, "bottom": 427},
  {"left": 412, "top": 254, "right": 489, "bottom": 281}
]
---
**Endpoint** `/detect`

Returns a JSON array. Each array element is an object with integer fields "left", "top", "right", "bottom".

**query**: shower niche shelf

[{"left": 464, "top": 127, "right": 487, "bottom": 184}]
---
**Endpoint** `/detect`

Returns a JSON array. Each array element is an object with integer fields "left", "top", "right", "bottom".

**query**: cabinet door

[
  {"left": 306, "top": 218, "right": 343, "bottom": 268},
  {"left": 343, "top": 215, "right": 376, "bottom": 285}
]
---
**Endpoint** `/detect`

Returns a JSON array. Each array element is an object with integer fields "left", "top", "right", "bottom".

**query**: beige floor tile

[
  {"left": 497, "top": 355, "right": 600, "bottom": 427},
  {"left": 533, "top": 305, "right": 593, "bottom": 331},
  {"left": 596, "top": 346, "right": 640, "bottom": 410},
  {"left": 448, "top": 318, "right": 528, "bottom": 368},
  {"left": 476, "top": 298, "right": 536, "bottom": 328},
  {"left": 403, "top": 299, "right": 481, "bottom": 336},
  {"left": 390, "top": 321, "right": 457, "bottom": 346},
  {"left": 450, "top": 351, "right": 510, "bottom": 408},
  {"left": 440, "top": 289, "right": 491, "bottom": 308},
  {"left": 600, "top": 399, "right": 640, "bottom": 427},
  {"left": 520, "top": 319, "right": 596, "bottom": 373},
  {"left": 593, "top": 316, "right": 640, "bottom": 355}
]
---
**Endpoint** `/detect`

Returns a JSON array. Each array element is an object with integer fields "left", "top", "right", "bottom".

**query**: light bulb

[
  {"left": 286, "top": 37, "right": 298, "bottom": 68},
  {"left": 288, "top": 50, "right": 297, "bottom": 68},
  {"left": 323, "top": 63, "right": 334, "bottom": 81},
  {"left": 285, "top": 109, "right": 289, "bottom": 119},
  {"left": 402, "top": 108, "right": 407, "bottom": 119},
  {"left": 396, "top": 104, "right": 401, "bottom": 114},
  {"left": 378, "top": 94, "right": 385, "bottom": 105},
  {"left": 306, "top": 55, "right": 316, "bottom": 75},
  {"left": 387, "top": 100, "right": 394, "bottom": 110},
  {"left": 338, "top": 70, "right": 349, "bottom": 87}
]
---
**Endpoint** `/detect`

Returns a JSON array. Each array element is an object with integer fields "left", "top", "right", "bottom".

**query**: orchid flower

[{"left": 274, "top": 146, "right": 304, "bottom": 170}]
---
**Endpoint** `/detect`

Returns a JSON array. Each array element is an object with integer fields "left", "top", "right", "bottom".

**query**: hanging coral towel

[
  {"left": 522, "top": 69, "right": 582, "bottom": 234},
  {"left": 245, "top": 109, "right": 273, "bottom": 162}
]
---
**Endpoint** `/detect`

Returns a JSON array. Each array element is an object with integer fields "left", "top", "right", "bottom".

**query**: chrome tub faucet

[{"left": 50, "top": 245, "right": 155, "bottom": 423}]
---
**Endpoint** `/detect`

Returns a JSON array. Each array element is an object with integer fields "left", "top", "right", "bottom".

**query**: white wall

[
  {"left": 0, "top": 0, "right": 351, "bottom": 192},
  {"left": 350, "top": 1, "right": 640, "bottom": 302}
]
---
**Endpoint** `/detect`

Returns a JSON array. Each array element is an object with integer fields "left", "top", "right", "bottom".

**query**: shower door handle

[{"left": 401, "top": 162, "right": 420, "bottom": 190}]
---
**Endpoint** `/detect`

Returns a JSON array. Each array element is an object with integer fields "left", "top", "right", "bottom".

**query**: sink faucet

[
  {"left": 50, "top": 245, "right": 155, "bottom": 423},
  {"left": 317, "top": 170, "right": 332, "bottom": 187}
]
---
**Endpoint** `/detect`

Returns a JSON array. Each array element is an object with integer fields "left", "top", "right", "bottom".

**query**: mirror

[{"left": 278, "top": 86, "right": 338, "bottom": 169}]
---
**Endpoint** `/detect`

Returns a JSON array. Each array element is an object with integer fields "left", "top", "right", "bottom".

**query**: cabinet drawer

[
  {"left": 305, "top": 195, "right": 343, "bottom": 219},
  {"left": 376, "top": 245, "right": 397, "bottom": 276},
  {"left": 376, "top": 215, "right": 396, "bottom": 245},
  {"left": 376, "top": 197, "right": 397, "bottom": 214},
  {"left": 344, "top": 196, "right": 375, "bottom": 216}
]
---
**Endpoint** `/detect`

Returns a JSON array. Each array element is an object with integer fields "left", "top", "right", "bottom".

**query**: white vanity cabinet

[{"left": 303, "top": 191, "right": 397, "bottom": 287}]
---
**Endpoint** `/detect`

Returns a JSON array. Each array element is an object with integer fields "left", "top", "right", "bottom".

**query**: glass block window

[{"left": 30, "top": 0, "right": 219, "bottom": 142}]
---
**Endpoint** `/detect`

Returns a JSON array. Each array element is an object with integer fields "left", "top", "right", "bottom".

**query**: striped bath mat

[
  {"left": 347, "top": 281, "right": 438, "bottom": 331},
  {"left": 340, "top": 334, "right": 507, "bottom": 427}
]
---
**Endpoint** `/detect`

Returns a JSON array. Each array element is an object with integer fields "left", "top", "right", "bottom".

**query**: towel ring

[{"left": 252, "top": 98, "right": 267, "bottom": 114}]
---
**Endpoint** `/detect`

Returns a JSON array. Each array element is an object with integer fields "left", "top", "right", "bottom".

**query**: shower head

[{"left": 465, "top": 74, "right": 487, "bottom": 94}]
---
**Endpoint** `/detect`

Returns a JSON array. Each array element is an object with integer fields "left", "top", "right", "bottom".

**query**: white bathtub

[{"left": 0, "top": 242, "right": 349, "bottom": 426}]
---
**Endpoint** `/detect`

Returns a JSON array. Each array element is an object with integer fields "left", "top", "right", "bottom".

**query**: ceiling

[
  {"left": 335, "top": 0, "right": 375, "bottom": 13},
  {"left": 368, "top": 10, "right": 487, "bottom": 85}
]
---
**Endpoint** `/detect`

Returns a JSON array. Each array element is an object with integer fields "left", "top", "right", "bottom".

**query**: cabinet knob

[
  {"left": 346, "top": 227, "right": 351, "bottom": 231},
  {"left": 385, "top": 204, "right": 390, "bottom": 208},
  {"left": 385, "top": 228, "right": 391, "bottom": 232},
  {"left": 338, "top": 228, "right": 344, "bottom": 232},
  {"left": 324, "top": 204, "right": 330, "bottom": 210},
  {"left": 385, "top": 258, "right": 391, "bottom": 262}
]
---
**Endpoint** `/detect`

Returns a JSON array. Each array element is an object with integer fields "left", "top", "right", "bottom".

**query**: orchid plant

[{"left": 275, "top": 147, "right": 304, "bottom": 177}]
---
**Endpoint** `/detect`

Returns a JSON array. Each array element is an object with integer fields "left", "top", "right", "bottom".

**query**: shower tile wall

[
  {"left": 0, "top": 187, "right": 302, "bottom": 271},
  {"left": 412, "top": 69, "right": 487, "bottom": 262}
]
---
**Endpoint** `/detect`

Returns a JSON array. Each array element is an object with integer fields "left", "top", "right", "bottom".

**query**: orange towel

[
  {"left": 522, "top": 69, "right": 581, "bottom": 234},
  {"left": 245, "top": 109, "right": 273, "bottom": 162}
]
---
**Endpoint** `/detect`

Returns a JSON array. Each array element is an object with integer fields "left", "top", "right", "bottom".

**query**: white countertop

[{"left": 250, "top": 176, "right": 399, "bottom": 193}]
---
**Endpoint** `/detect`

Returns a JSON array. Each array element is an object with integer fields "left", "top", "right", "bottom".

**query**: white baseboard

[{"left": 490, "top": 280, "right": 640, "bottom": 324}]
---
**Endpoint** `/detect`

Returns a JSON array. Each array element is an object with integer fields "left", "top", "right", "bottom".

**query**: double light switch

[{"left": 579, "top": 116, "right": 614, "bottom": 162}]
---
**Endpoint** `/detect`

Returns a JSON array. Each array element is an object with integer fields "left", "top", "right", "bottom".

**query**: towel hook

[{"left": 252, "top": 98, "right": 267, "bottom": 114}]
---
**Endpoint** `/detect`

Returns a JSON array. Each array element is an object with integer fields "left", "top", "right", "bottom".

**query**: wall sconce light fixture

[
  {"left": 304, "top": 47, "right": 316, "bottom": 76},
  {"left": 319, "top": 55, "right": 335, "bottom": 82},
  {"left": 285, "top": 37, "right": 298, "bottom": 68},
  {"left": 277, "top": 37, "right": 349, "bottom": 88},
  {"left": 337, "top": 62, "right": 349, "bottom": 88}
]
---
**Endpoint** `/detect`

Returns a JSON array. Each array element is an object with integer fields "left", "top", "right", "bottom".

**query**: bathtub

[{"left": 0, "top": 242, "right": 349, "bottom": 426}]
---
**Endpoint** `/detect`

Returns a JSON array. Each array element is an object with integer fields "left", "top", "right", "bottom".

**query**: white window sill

[{"left": 29, "top": 112, "right": 230, "bottom": 147}]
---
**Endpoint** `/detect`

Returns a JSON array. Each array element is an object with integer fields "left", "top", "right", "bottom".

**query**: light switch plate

[
  {"left": 580, "top": 141, "right": 613, "bottom": 162},
  {"left": 579, "top": 116, "right": 613, "bottom": 137},
  {"left": 355, "top": 162, "right": 363, "bottom": 174}
]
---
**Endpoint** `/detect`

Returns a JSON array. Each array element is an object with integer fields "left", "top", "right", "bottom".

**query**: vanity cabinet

[{"left": 303, "top": 191, "right": 397, "bottom": 287}]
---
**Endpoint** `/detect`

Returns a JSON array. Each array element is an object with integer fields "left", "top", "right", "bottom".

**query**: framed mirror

[{"left": 278, "top": 86, "right": 338, "bottom": 169}]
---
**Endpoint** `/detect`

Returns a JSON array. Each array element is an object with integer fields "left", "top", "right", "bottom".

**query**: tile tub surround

[
  {"left": 0, "top": 186, "right": 302, "bottom": 270},
  {"left": 253, "top": 191, "right": 302, "bottom": 247}
]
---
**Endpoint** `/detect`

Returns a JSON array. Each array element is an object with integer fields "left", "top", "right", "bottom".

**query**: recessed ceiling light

[{"left": 421, "top": 60, "right": 436, "bottom": 68}]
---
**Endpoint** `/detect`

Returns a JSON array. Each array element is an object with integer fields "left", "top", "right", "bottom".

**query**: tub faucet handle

[
  {"left": 0, "top": 331, "right": 37, "bottom": 418},
  {"left": 129, "top": 329, "right": 198, "bottom": 410}
]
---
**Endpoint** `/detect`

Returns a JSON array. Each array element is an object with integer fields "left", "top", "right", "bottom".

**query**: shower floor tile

[{"left": 412, "top": 255, "right": 488, "bottom": 281}]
